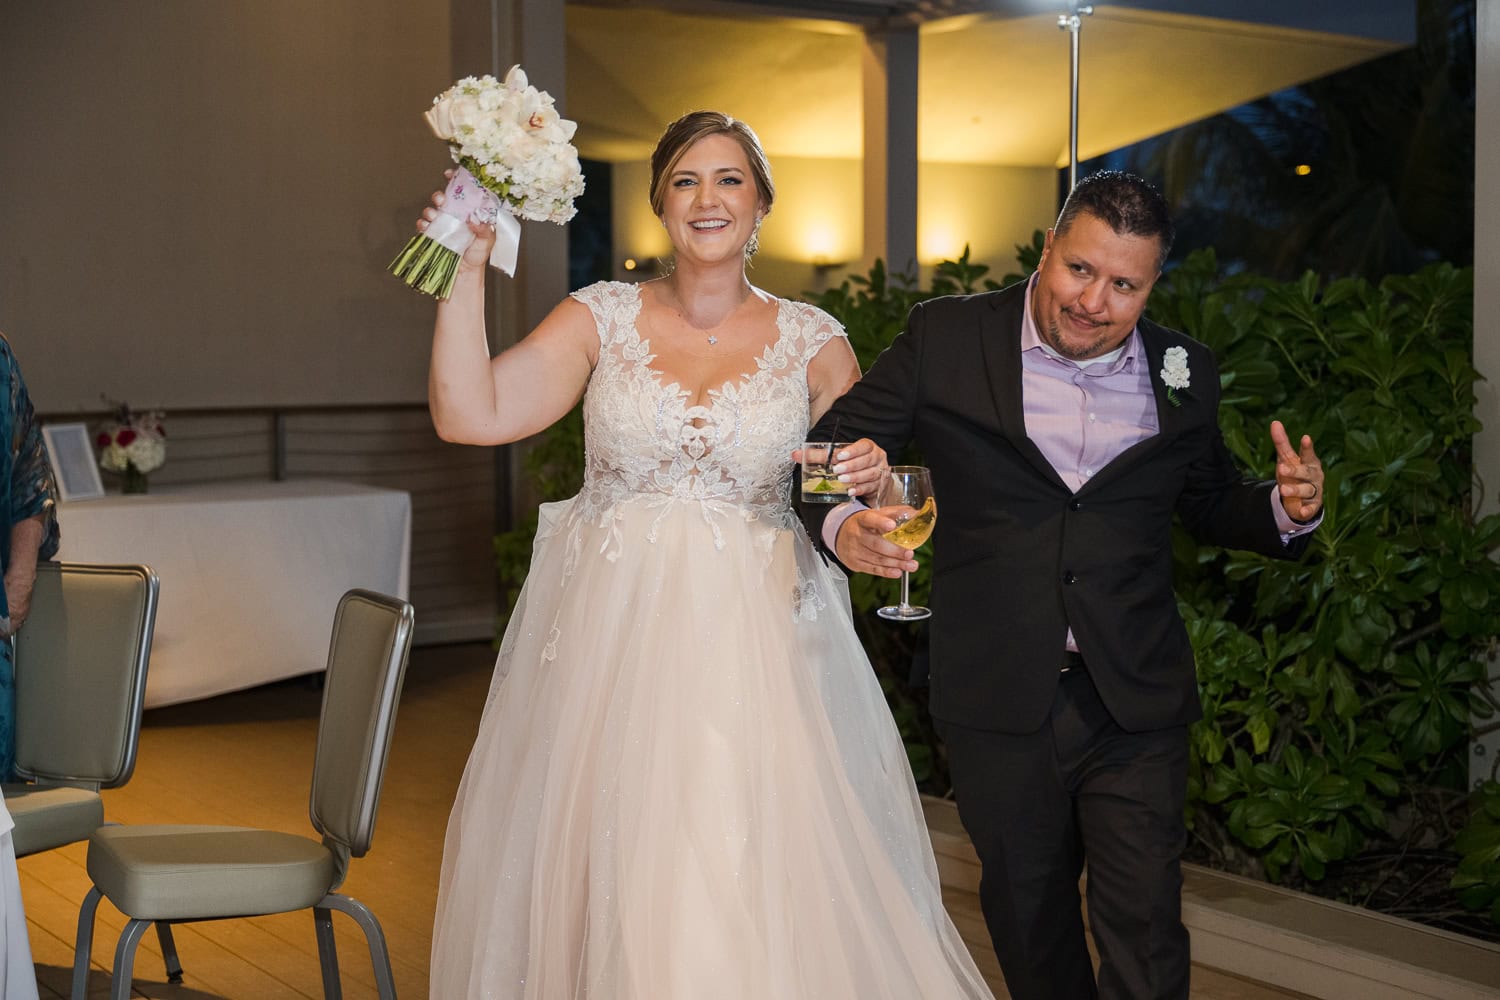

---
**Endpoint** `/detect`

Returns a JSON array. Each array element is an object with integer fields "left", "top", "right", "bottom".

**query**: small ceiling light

[
  {"left": 1294, "top": 164, "right": 1312, "bottom": 176},
  {"left": 623, "top": 258, "right": 638, "bottom": 271}
]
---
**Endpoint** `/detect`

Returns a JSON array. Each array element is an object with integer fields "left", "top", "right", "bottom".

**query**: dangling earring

[{"left": 745, "top": 215, "right": 763, "bottom": 258}]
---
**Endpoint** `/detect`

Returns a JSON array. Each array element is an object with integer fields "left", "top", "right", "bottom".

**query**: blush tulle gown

[{"left": 430, "top": 281, "right": 993, "bottom": 999}]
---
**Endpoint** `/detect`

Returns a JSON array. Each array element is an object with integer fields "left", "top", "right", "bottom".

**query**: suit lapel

[{"left": 977, "top": 287, "right": 1069, "bottom": 490}]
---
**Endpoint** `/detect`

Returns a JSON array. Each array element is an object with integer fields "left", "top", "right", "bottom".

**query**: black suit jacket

[{"left": 805, "top": 281, "right": 1309, "bottom": 734}]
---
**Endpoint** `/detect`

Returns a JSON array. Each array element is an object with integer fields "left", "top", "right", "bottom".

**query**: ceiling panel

[{"left": 567, "top": 3, "right": 1404, "bottom": 166}]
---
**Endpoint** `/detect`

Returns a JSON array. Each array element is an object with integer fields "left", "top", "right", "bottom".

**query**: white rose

[
  {"left": 424, "top": 96, "right": 456, "bottom": 140},
  {"left": 448, "top": 94, "right": 482, "bottom": 133}
]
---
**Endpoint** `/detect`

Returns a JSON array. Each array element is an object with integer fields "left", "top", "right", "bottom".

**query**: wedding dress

[
  {"left": 431, "top": 281, "right": 993, "bottom": 999},
  {"left": 0, "top": 796, "right": 38, "bottom": 1000}
]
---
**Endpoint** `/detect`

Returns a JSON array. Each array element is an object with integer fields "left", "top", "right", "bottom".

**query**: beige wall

[
  {"left": 1, "top": 1, "right": 453, "bottom": 413},
  {"left": 917, "top": 161, "right": 1057, "bottom": 282}
]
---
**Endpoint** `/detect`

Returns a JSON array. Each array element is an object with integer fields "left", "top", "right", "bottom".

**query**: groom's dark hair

[{"left": 1055, "top": 171, "right": 1175, "bottom": 270}]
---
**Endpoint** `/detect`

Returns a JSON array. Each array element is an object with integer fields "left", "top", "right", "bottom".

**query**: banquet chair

[
  {"left": 2, "top": 561, "right": 181, "bottom": 984},
  {"left": 70, "top": 588, "right": 414, "bottom": 1000},
  {"left": 5, "top": 562, "right": 158, "bottom": 859}
]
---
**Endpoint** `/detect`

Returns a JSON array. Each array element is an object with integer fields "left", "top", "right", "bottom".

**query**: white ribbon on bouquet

[{"left": 425, "top": 166, "right": 522, "bottom": 277}]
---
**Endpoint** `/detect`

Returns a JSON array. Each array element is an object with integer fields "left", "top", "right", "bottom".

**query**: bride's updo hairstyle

[{"left": 649, "top": 110, "right": 775, "bottom": 257}]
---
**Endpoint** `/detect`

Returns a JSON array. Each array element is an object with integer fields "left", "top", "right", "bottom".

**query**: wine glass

[{"left": 876, "top": 466, "right": 936, "bottom": 621}]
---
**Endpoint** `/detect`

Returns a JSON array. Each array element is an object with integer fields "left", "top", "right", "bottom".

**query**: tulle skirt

[{"left": 431, "top": 495, "right": 992, "bottom": 999}]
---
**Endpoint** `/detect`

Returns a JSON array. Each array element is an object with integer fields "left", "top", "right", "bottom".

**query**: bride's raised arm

[{"left": 423, "top": 187, "right": 598, "bottom": 447}]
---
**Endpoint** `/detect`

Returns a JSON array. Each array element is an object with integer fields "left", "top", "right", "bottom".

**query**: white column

[
  {"left": 1472, "top": 1, "right": 1499, "bottom": 788},
  {"left": 861, "top": 24, "right": 919, "bottom": 277}
]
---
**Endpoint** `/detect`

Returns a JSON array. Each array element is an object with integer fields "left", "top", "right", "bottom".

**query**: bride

[{"left": 425, "top": 110, "right": 994, "bottom": 999}]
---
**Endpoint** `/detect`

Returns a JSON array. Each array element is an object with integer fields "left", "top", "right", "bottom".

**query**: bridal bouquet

[
  {"left": 96, "top": 402, "right": 166, "bottom": 494},
  {"left": 389, "top": 66, "right": 585, "bottom": 299}
]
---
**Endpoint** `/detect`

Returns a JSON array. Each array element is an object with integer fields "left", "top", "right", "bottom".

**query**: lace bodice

[{"left": 569, "top": 281, "right": 845, "bottom": 536}]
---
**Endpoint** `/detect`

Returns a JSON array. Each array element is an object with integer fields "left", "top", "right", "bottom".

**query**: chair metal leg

[
  {"left": 154, "top": 920, "right": 184, "bottom": 983},
  {"left": 70, "top": 886, "right": 103, "bottom": 1000},
  {"left": 110, "top": 919, "right": 151, "bottom": 1000},
  {"left": 314, "top": 905, "right": 343, "bottom": 1000},
  {"left": 321, "top": 893, "right": 397, "bottom": 1000}
]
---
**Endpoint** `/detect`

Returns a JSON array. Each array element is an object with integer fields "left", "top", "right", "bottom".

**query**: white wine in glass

[{"left": 877, "top": 466, "right": 936, "bottom": 621}]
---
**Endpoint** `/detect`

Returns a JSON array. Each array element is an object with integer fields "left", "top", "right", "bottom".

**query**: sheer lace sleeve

[
  {"left": 783, "top": 301, "right": 848, "bottom": 367},
  {"left": 569, "top": 281, "right": 638, "bottom": 350}
]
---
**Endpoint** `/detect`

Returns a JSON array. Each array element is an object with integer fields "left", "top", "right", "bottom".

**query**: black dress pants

[{"left": 938, "top": 664, "right": 1190, "bottom": 1000}]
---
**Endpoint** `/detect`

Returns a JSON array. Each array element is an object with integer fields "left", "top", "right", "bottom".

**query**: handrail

[{"left": 40, "top": 403, "right": 435, "bottom": 483}]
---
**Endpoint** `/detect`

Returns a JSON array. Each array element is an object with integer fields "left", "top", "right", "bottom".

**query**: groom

[{"left": 802, "top": 171, "right": 1323, "bottom": 999}]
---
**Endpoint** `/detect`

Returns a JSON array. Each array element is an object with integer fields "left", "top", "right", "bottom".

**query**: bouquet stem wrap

[{"left": 390, "top": 167, "right": 522, "bottom": 297}]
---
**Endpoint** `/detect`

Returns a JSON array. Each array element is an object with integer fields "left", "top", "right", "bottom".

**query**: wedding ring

[{"left": 1309, "top": 482, "right": 1319, "bottom": 499}]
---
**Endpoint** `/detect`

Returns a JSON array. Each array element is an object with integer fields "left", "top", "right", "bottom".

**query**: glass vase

[{"left": 122, "top": 463, "right": 149, "bottom": 495}]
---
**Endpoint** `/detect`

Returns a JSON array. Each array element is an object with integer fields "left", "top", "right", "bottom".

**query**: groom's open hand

[
  {"left": 835, "top": 508, "right": 921, "bottom": 579},
  {"left": 1271, "top": 419, "right": 1325, "bottom": 523}
]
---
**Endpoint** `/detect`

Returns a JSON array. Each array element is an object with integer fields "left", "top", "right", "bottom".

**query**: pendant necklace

[{"left": 661, "top": 284, "right": 749, "bottom": 346}]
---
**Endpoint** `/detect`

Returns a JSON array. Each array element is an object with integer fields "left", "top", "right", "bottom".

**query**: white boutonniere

[{"left": 1160, "top": 346, "right": 1191, "bottom": 407}]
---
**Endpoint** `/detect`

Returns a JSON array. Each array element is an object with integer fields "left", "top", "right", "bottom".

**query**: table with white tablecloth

[{"left": 56, "top": 480, "right": 411, "bottom": 708}]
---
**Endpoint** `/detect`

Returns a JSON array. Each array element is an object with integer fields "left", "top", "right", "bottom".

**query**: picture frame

[{"left": 41, "top": 422, "right": 106, "bottom": 502}]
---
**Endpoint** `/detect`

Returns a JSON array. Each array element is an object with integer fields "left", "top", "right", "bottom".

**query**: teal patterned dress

[{"left": 0, "top": 335, "right": 60, "bottom": 779}]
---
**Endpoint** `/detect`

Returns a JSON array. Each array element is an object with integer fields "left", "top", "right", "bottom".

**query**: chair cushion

[
  {"left": 3, "top": 784, "right": 104, "bottom": 857},
  {"left": 87, "top": 824, "right": 337, "bottom": 921}
]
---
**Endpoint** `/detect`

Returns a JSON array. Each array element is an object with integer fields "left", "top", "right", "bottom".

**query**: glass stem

[{"left": 899, "top": 569, "right": 912, "bottom": 610}]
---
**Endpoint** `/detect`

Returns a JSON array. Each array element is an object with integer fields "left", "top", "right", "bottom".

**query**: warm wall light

[
  {"left": 621, "top": 256, "right": 661, "bottom": 277},
  {"left": 919, "top": 225, "right": 962, "bottom": 265},
  {"left": 802, "top": 222, "right": 847, "bottom": 267},
  {"left": 1294, "top": 164, "right": 1313, "bottom": 176}
]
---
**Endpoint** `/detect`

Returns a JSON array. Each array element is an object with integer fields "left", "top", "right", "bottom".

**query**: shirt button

[
  {"left": 1082, "top": 468, "right": 1093, "bottom": 477},
  {"left": 1064, "top": 572, "right": 1078, "bottom": 585},
  {"left": 1069, "top": 500, "right": 1082, "bottom": 511},
  {"left": 1088, "top": 413, "right": 1097, "bottom": 422}
]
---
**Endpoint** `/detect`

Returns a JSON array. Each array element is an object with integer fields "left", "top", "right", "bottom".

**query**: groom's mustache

[{"left": 1061, "top": 306, "right": 1107, "bottom": 328}]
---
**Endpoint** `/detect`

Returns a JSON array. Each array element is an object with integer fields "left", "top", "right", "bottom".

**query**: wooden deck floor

[{"left": 19, "top": 642, "right": 1307, "bottom": 998}]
